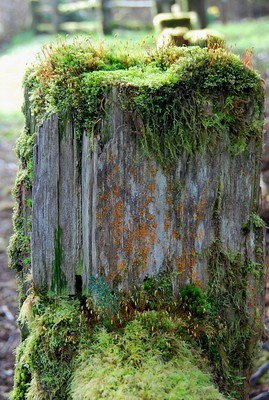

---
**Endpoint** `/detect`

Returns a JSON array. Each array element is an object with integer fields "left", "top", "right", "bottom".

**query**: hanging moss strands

[{"left": 10, "top": 39, "right": 265, "bottom": 400}]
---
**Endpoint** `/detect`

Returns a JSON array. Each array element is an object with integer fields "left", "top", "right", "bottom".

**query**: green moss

[
  {"left": 8, "top": 168, "right": 31, "bottom": 262},
  {"left": 70, "top": 317, "right": 225, "bottom": 400},
  {"left": 51, "top": 228, "right": 68, "bottom": 296},
  {"left": 11, "top": 297, "right": 84, "bottom": 400},
  {"left": 24, "top": 42, "right": 264, "bottom": 167},
  {"left": 206, "top": 241, "right": 264, "bottom": 395},
  {"left": 11, "top": 289, "right": 226, "bottom": 400},
  {"left": 242, "top": 212, "right": 266, "bottom": 234},
  {"left": 8, "top": 94, "right": 34, "bottom": 279}
]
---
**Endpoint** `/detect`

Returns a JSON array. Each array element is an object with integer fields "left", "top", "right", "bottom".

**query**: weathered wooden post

[{"left": 10, "top": 43, "right": 265, "bottom": 400}]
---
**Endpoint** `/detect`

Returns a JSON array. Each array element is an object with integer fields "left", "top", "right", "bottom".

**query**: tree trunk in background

[
  {"left": 0, "top": 0, "right": 30, "bottom": 43},
  {"left": 100, "top": 0, "right": 113, "bottom": 35},
  {"left": 155, "top": 0, "right": 175, "bottom": 14},
  {"left": 51, "top": 0, "right": 60, "bottom": 33},
  {"left": 188, "top": 0, "right": 207, "bottom": 28}
]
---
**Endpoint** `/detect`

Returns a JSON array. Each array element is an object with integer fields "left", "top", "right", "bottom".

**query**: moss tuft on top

[{"left": 24, "top": 40, "right": 264, "bottom": 164}]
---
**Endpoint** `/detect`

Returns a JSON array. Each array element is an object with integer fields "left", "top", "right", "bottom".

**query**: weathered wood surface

[{"left": 31, "top": 89, "right": 262, "bottom": 298}]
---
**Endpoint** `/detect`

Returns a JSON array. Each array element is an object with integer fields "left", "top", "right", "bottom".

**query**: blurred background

[{"left": 1, "top": 1, "right": 269, "bottom": 399}]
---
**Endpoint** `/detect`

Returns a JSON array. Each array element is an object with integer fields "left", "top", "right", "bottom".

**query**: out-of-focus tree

[
  {"left": 173, "top": 0, "right": 207, "bottom": 28},
  {"left": 188, "top": 0, "right": 207, "bottom": 28},
  {"left": 207, "top": 0, "right": 269, "bottom": 22},
  {"left": 100, "top": 0, "right": 113, "bottom": 35},
  {"left": 154, "top": 0, "right": 175, "bottom": 14},
  {"left": 51, "top": 0, "right": 61, "bottom": 32},
  {"left": 0, "top": 0, "right": 30, "bottom": 44}
]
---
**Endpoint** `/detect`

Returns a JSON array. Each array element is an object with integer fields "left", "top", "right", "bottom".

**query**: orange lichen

[
  {"left": 96, "top": 210, "right": 103, "bottom": 222},
  {"left": 152, "top": 221, "right": 158, "bottom": 229},
  {"left": 147, "top": 182, "right": 156, "bottom": 192},
  {"left": 177, "top": 204, "right": 183, "bottom": 213},
  {"left": 117, "top": 261, "right": 126, "bottom": 271},
  {"left": 192, "top": 271, "right": 197, "bottom": 280},
  {"left": 172, "top": 229, "right": 180, "bottom": 239},
  {"left": 176, "top": 251, "right": 187, "bottom": 273},
  {"left": 198, "top": 226, "right": 204, "bottom": 241},
  {"left": 164, "top": 219, "right": 170, "bottom": 231},
  {"left": 200, "top": 198, "right": 206, "bottom": 213},
  {"left": 193, "top": 279, "right": 202, "bottom": 287},
  {"left": 166, "top": 197, "right": 173, "bottom": 205},
  {"left": 113, "top": 185, "right": 119, "bottom": 197},
  {"left": 139, "top": 222, "right": 148, "bottom": 239},
  {"left": 150, "top": 166, "right": 157, "bottom": 177},
  {"left": 150, "top": 231, "right": 157, "bottom": 244},
  {"left": 106, "top": 269, "right": 119, "bottom": 283}
]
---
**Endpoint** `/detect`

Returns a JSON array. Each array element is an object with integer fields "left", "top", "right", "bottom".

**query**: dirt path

[{"left": 0, "top": 138, "right": 19, "bottom": 400}]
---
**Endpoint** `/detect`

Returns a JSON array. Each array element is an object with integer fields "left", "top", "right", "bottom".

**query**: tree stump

[{"left": 10, "top": 43, "right": 265, "bottom": 400}]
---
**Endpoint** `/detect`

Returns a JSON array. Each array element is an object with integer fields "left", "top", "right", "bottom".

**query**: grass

[
  {"left": 213, "top": 17, "right": 269, "bottom": 54},
  {"left": 211, "top": 17, "right": 269, "bottom": 72}
]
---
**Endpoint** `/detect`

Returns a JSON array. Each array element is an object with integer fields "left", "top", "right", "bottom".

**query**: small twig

[
  {"left": 251, "top": 392, "right": 269, "bottom": 400},
  {"left": 261, "top": 342, "right": 269, "bottom": 352},
  {"left": 0, "top": 305, "right": 15, "bottom": 321},
  {"left": 250, "top": 362, "right": 269, "bottom": 386},
  {"left": 0, "top": 330, "right": 20, "bottom": 358}
]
